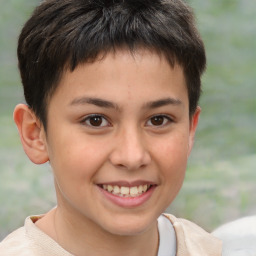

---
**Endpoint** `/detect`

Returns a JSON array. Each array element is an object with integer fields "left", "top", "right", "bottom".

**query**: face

[{"left": 42, "top": 49, "right": 200, "bottom": 236}]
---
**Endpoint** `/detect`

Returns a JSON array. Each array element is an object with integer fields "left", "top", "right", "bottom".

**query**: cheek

[
  {"left": 48, "top": 135, "right": 110, "bottom": 181},
  {"left": 152, "top": 133, "right": 189, "bottom": 184},
  {"left": 155, "top": 133, "right": 189, "bottom": 165},
  {"left": 155, "top": 136, "right": 189, "bottom": 205}
]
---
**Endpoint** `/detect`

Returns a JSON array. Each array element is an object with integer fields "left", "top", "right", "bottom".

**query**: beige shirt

[
  {"left": 0, "top": 213, "right": 222, "bottom": 255},
  {"left": 164, "top": 214, "right": 222, "bottom": 255}
]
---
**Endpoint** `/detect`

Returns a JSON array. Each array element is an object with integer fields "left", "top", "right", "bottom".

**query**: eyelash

[
  {"left": 146, "top": 114, "right": 174, "bottom": 127},
  {"left": 81, "top": 114, "right": 111, "bottom": 128},
  {"left": 81, "top": 114, "right": 173, "bottom": 128}
]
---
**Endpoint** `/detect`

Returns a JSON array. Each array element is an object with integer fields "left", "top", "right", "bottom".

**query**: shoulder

[
  {"left": 0, "top": 226, "right": 34, "bottom": 256},
  {"left": 0, "top": 215, "right": 72, "bottom": 256},
  {"left": 163, "top": 213, "right": 222, "bottom": 256}
]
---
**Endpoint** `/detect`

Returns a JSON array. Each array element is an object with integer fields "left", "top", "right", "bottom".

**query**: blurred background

[{"left": 0, "top": 0, "right": 255, "bottom": 240}]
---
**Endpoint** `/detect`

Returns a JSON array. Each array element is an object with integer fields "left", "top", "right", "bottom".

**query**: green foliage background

[{"left": 0, "top": 0, "right": 255, "bottom": 240}]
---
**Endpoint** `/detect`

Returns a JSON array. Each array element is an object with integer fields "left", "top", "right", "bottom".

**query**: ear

[
  {"left": 13, "top": 104, "right": 49, "bottom": 164},
  {"left": 188, "top": 106, "right": 201, "bottom": 156}
]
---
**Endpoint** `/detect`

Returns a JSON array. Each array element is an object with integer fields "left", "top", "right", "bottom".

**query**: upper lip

[{"left": 97, "top": 180, "right": 156, "bottom": 187}]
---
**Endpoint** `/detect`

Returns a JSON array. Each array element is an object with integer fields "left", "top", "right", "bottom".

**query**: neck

[{"left": 38, "top": 207, "right": 159, "bottom": 256}]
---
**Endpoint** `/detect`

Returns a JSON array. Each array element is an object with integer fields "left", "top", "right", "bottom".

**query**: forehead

[{"left": 50, "top": 49, "right": 188, "bottom": 110}]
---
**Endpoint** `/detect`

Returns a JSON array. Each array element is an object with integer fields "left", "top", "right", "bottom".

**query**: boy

[{"left": 0, "top": 0, "right": 222, "bottom": 255}]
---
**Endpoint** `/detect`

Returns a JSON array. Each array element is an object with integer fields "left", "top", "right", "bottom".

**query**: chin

[{"left": 101, "top": 215, "right": 156, "bottom": 237}]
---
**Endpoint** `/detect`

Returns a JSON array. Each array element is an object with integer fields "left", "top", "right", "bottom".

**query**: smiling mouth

[{"left": 99, "top": 184, "right": 152, "bottom": 198}]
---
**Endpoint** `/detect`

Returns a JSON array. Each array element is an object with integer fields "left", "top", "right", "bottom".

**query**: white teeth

[
  {"left": 120, "top": 186, "right": 129, "bottom": 195},
  {"left": 102, "top": 184, "right": 151, "bottom": 197},
  {"left": 107, "top": 185, "right": 113, "bottom": 192},
  {"left": 130, "top": 186, "right": 138, "bottom": 197},
  {"left": 113, "top": 185, "right": 120, "bottom": 194}
]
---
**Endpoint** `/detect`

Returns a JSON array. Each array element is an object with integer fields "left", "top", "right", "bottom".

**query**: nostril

[
  {"left": 109, "top": 137, "right": 151, "bottom": 170},
  {"left": 116, "top": 163, "right": 126, "bottom": 169}
]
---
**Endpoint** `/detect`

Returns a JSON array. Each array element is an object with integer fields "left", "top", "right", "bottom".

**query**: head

[
  {"left": 14, "top": 0, "right": 206, "bottom": 241},
  {"left": 18, "top": 0, "right": 206, "bottom": 130}
]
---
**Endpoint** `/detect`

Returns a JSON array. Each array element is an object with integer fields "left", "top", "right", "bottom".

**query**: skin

[{"left": 14, "top": 49, "right": 200, "bottom": 256}]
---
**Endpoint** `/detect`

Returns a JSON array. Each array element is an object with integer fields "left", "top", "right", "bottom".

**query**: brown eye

[
  {"left": 89, "top": 116, "right": 103, "bottom": 126},
  {"left": 146, "top": 115, "right": 172, "bottom": 127},
  {"left": 151, "top": 116, "right": 164, "bottom": 126},
  {"left": 83, "top": 115, "right": 109, "bottom": 128}
]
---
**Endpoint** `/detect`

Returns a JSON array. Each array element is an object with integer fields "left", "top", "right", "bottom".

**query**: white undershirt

[{"left": 157, "top": 215, "right": 177, "bottom": 256}]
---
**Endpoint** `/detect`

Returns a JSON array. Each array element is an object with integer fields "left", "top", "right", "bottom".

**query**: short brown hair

[{"left": 18, "top": 0, "right": 206, "bottom": 128}]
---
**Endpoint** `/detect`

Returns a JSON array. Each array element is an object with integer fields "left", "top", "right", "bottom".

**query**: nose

[{"left": 109, "top": 127, "right": 151, "bottom": 171}]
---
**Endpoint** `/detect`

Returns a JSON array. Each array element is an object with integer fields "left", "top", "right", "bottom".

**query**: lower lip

[{"left": 98, "top": 186, "right": 156, "bottom": 208}]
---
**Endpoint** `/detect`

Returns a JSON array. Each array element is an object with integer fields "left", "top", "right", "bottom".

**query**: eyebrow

[
  {"left": 70, "top": 97, "right": 120, "bottom": 110},
  {"left": 70, "top": 96, "right": 182, "bottom": 111},
  {"left": 143, "top": 97, "right": 182, "bottom": 109}
]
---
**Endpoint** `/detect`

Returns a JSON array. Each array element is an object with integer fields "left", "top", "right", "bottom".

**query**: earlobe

[
  {"left": 13, "top": 104, "right": 49, "bottom": 164},
  {"left": 188, "top": 106, "right": 201, "bottom": 156}
]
